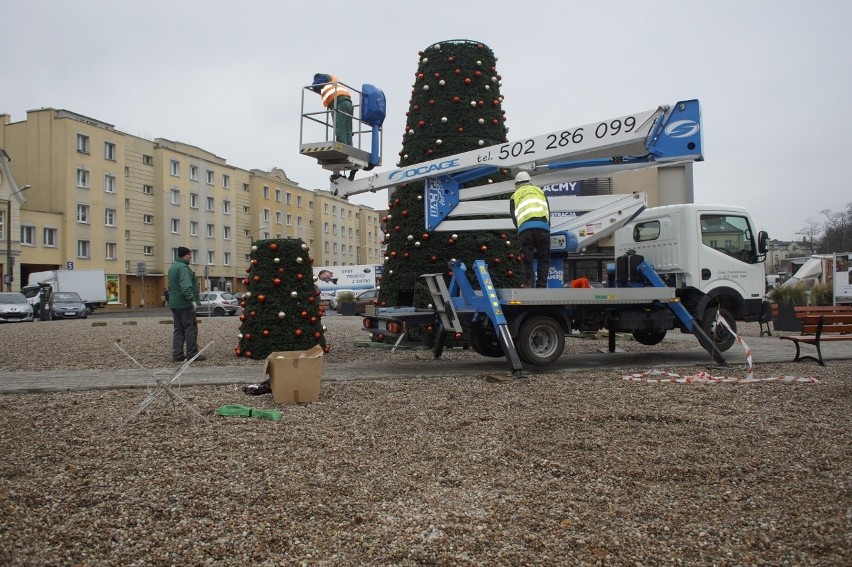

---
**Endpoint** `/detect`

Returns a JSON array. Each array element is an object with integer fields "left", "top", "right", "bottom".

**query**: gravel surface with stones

[{"left": 0, "top": 313, "right": 849, "bottom": 565}]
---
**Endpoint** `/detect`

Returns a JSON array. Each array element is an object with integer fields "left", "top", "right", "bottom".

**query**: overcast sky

[{"left": 3, "top": 0, "right": 850, "bottom": 241}]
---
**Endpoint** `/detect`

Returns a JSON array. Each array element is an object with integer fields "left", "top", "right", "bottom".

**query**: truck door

[{"left": 697, "top": 213, "right": 764, "bottom": 299}]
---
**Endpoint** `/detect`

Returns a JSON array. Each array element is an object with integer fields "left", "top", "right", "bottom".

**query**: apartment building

[{"left": 0, "top": 108, "right": 384, "bottom": 308}]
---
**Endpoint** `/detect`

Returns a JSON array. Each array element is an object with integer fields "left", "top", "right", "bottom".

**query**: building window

[
  {"left": 76, "top": 204, "right": 90, "bottom": 224},
  {"left": 206, "top": 170, "right": 214, "bottom": 185},
  {"left": 262, "top": 208, "right": 270, "bottom": 222},
  {"left": 275, "top": 211, "right": 282, "bottom": 224},
  {"left": 243, "top": 183, "right": 249, "bottom": 192},
  {"left": 143, "top": 245, "right": 153, "bottom": 255},
  {"left": 104, "top": 208, "right": 116, "bottom": 226},
  {"left": 263, "top": 186, "right": 270, "bottom": 199},
  {"left": 143, "top": 155, "right": 153, "bottom": 166},
  {"left": 297, "top": 216, "right": 303, "bottom": 228},
  {"left": 104, "top": 141, "right": 116, "bottom": 161},
  {"left": 207, "top": 251, "right": 215, "bottom": 265},
  {"left": 222, "top": 200, "right": 230, "bottom": 214},
  {"left": 105, "top": 242, "right": 117, "bottom": 259},
  {"left": 190, "top": 165, "right": 198, "bottom": 181},
  {"left": 170, "top": 160, "right": 180, "bottom": 176},
  {"left": 223, "top": 226, "right": 231, "bottom": 240},
  {"left": 76, "top": 134, "right": 90, "bottom": 154},
  {"left": 21, "top": 225, "right": 36, "bottom": 246},
  {"left": 297, "top": 195, "right": 302, "bottom": 207},
  {"left": 0, "top": 210, "right": 4, "bottom": 239},
  {"left": 286, "top": 192, "right": 292, "bottom": 205},
  {"left": 104, "top": 174, "right": 116, "bottom": 193},
  {"left": 43, "top": 228, "right": 58, "bottom": 247},
  {"left": 207, "top": 223, "right": 215, "bottom": 238},
  {"left": 170, "top": 188, "right": 180, "bottom": 205},
  {"left": 170, "top": 218, "right": 180, "bottom": 233},
  {"left": 275, "top": 188, "right": 281, "bottom": 202},
  {"left": 77, "top": 239, "right": 90, "bottom": 258},
  {"left": 324, "top": 203, "right": 328, "bottom": 213},
  {"left": 143, "top": 214, "right": 153, "bottom": 224},
  {"left": 142, "top": 184, "right": 153, "bottom": 194},
  {"left": 242, "top": 205, "right": 249, "bottom": 214},
  {"left": 223, "top": 252, "right": 231, "bottom": 266},
  {"left": 189, "top": 193, "right": 198, "bottom": 208},
  {"left": 222, "top": 174, "right": 230, "bottom": 188},
  {"left": 286, "top": 213, "right": 292, "bottom": 226},
  {"left": 189, "top": 221, "right": 198, "bottom": 236},
  {"left": 76, "top": 169, "right": 90, "bottom": 188},
  {"left": 323, "top": 222, "right": 329, "bottom": 233},
  {"left": 206, "top": 197, "right": 215, "bottom": 212}
]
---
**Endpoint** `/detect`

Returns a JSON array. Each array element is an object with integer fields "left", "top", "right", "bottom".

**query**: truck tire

[
  {"left": 516, "top": 316, "right": 565, "bottom": 366},
  {"left": 469, "top": 331, "right": 505, "bottom": 358},
  {"left": 701, "top": 306, "right": 736, "bottom": 352},
  {"left": 632, "top": 330, "right": 667, "bottom": 346}
]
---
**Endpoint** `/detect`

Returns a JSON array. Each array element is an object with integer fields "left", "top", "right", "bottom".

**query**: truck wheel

[
  {"left": 701, "top": 307, "right": 736, "bottom": 352},
  {"left": 632, "top": 330, "right": 667, "bottom": 345},
  {"left": 517, "top": 316, "right": 565, "bottom": 366},
  {"left": 469, "top": 331, "right": 505, "bottom": 358},
  {"left": 214, "top": 307, "right": 226, "bottom": 316}
]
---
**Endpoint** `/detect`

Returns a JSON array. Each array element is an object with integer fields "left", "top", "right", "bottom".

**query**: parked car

[
  {"left": 0, "top": 292, "right": 34, "bottom": 323},
  {"left": 197, "top": 291, "right": 239, "bottom": 316},
  {"left": 354, "top": 288, "right": 379, "bottom": 315},
  {"left": 49, "top": 291, "right": 88, "bottom": 320}
]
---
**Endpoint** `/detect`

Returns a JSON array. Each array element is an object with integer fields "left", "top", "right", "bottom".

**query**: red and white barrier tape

[{"left": 623, "top": 310, "right": 819, "bottom": 384}]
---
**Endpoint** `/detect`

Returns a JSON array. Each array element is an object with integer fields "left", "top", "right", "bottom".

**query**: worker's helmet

[{"left": 514, "top": 171, "right": 531, "bottom": 185}]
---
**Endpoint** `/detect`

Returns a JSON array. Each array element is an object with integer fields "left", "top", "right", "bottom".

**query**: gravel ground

[{"left": 0, "top": 313, "right": 850, "bottom": 565}]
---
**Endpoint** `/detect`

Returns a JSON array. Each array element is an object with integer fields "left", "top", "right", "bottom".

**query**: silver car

[
  {"left": 197, "top": 291, "right": 239, "bottom": 316},
  {"left": 0, "top": 292, "right": 34, "bottom": 323}
]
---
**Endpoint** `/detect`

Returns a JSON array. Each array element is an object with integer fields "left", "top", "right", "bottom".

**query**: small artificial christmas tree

[
  {"left": 378, "top": 39, "right": 524, "bottom": 309},
  {"left": 235, "top": 238, "right": 327, "bottom": 360}
]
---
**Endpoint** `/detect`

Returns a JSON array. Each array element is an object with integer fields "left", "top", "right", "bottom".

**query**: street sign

[{"left": 66, "top": 261, "right": 73, "bottom": 270}]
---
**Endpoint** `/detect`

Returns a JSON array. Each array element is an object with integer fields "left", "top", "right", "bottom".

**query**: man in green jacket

[{"left": 168, "top": 247, "right": 203, "bottom": 362}]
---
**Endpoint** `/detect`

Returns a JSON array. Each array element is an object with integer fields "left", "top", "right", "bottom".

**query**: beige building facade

[{"left": 0, "top": 108, "right": 384, "bottom": 308}]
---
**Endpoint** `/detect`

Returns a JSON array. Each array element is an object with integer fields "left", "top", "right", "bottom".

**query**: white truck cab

[{"left": 615, "top": 203, "right": 770, "bottom": 345}]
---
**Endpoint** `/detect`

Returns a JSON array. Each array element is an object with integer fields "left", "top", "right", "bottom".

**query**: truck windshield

[{"left": 700, "top": 214, "right": 756, "bottom": 263}]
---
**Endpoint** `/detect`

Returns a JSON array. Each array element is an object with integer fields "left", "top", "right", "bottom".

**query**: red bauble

[
  {"left": 294, "top": 329, "right": 303, "bottom": 337},
  {"left": 296, "top": 273, "right": 304, "bottom": 280},
  {"left": 422, "top": 233, "right": 430, "bottom": 239},
  {"left": 430, "top": 256, "right": 438, "bottom": 262},
  {"left": 323, "top": 345, "right": 330, "bottom": 353},
  {"left": 310, "top": 316, "right": 317, "bottom": 323},
  {"left": 418, "top": 120, "right": 425, "bottom": 127},
  {"left": 457, "top": 127, "right": 464, "bottom": 133},
  {"left": 234, "top": 348, "right": 241, "bottom": 357},
  {"left": 507, "top": 270, "right": 514, "bottom": 277},
  {"left": 417, "top": 72, "right": 424, "bottom": 79},
  {"left": 394, "top": 225, "right": 401, "bottom": 232},
  {"left": 453, "top": 96, "right": 461, "bottom": 103},
  {"left": 251, "top": 259, "right": 258, "bottom": 265},
  {"left": 239, "top": 314, "right": 246, "bottom": 322},
  {"left": 455, "top": 68, "right": 461, "bottom": 75},
  {"left": 308, "top": 296, "right": 315, "bottom": 303},
  {"left": 244, "top": 351, "right": 252, "bottom": 358},
  {"left": 245, "top": 267, "right": 251, "bottom": 273},
  {"left": 250, "top": 310, "right": 257, "bottom": 317},
  {"left": 494, "top": 258, "right": 501, "bottom": 264},
  {"left": 464, "top": 78, "right": 472, "bottom": 85},
  {"left": 447, "top": 238, "right": 455, "bottom": 244},
  {"left": 401, "top": 210, "right": 409, "bottom": 217},
  {"left": 314, "top": 331, "right": 322, "bottom": 339},
  {"left": 480, "top": 245, "right": 487, "bottom": 252},
  {"left": 262, "top": 329, "right": 270, "bottom": 337},
  {"left": 257, "top": 295, "right": 266, "bottom": 302},
  {"left": 273, "top": 277, "right": 282, "bottom": 286},
  {"left": 242, "top": 278, "right": 249, "bottom": 285},
  {"left": 244, "top": 333, "right": 252, "bottom": 340},
  {"left": 278, "top": 267, "right": 285, "bottom": 273},
  {"left": 403, "top": 252, "right": 410, "bottom": 259},
  {"left": 253, "top": 275, "right": 261, "bottom": 282},
  {"left": 269, "top": 242, "right": 278, "bottom": 251},
  {"left": 300, "top": 310, "right": 308, "bottom": 318},
  {"left": 391, "top": 250, "right": 398, "bottom": 258}
]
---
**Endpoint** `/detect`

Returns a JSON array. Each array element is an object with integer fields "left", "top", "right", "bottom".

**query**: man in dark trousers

[
  {"left": 510, "top": 171, "right": 551, "bottom": 288},
  {"left": 167, "top": 247, "right": 204, "bottom": 362},
  {"left": 311, "top": 73, "right": 353, "bottom": 145}
]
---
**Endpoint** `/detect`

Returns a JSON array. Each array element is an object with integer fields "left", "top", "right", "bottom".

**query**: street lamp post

[{"left": 5, "top": 184, "right": 30, "bottom": 292}]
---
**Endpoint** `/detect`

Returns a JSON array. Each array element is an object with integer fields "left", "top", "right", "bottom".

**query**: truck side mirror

[{"left": 757, "top": 231, "right": 769, "bottom": 254}]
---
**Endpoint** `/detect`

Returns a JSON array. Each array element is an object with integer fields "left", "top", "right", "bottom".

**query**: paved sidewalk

[{"left": 2, "top": 333, "right": 849, "bottom": 395}]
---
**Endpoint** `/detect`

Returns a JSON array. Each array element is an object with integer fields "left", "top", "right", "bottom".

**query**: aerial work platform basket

[{"left": 299, "top": 81, "right": 385, "bottom": 178}]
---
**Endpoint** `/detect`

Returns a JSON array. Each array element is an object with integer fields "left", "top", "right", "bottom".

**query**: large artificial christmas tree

[
  {"left": 378, "top": 39, "right": 524, "bottom": 309},
  {"left": 236, "top": 238, "right": 327, "bottom": 359}
]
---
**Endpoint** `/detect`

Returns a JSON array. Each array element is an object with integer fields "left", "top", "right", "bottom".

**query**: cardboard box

[{"left": 264, "top": 345, "right": 324, "bottom": 404}]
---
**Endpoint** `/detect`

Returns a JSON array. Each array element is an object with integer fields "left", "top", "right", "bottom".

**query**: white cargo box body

[{"left": 615, "top": 204, "right": 765, "bottom": 302}]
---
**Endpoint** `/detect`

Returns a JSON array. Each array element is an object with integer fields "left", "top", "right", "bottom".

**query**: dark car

[
  {"left": 49, "top": 291, "right": 88, "bottom": 319},
  {"left": 353, "top": 288, "right": 379, "bottom": 315}
]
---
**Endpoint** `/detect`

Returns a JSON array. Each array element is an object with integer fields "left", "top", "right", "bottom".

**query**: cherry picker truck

[{"left": 300, "top": 99, "right": 771, "bottom": 376}]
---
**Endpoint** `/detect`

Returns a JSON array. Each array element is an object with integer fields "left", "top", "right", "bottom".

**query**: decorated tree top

[{"left": 378, "top": 39, "right": 523, "bottom": 309}]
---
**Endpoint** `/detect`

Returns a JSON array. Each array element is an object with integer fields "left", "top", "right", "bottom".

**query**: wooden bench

[{"left": 779, "top": 305, "right": 852, "bottom": 366}]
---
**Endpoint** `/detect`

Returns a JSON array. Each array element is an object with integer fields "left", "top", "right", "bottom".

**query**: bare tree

[
  {"left": 820, "top": 207, "right": 850, "bottom": 252},
  {"left": 796, "top": 218, "right": 821, "bottom": 254}
]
